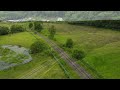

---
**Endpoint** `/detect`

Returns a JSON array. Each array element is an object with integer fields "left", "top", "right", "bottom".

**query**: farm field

[{"left": 42, "top": 22, "right": 120, "bottom": 79}]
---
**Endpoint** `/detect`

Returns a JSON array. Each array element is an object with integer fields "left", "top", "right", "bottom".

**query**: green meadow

[
  {"left": 0, "top": 31, "right": 67, "bottom": 79},
  {"left": 0, "top": 22, "right": 120, "bottom": 79},
  {"left": 42, "top": 22, "right": 120, "bottom": 79}
]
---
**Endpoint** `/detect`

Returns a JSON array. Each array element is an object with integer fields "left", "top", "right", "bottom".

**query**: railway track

[{"left": 35, "top": 32, "right": 93, "bottom": 79}]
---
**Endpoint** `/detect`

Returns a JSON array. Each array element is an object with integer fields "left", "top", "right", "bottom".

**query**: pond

[{"left": 0, "top": 45, "right": 32, "bottom": 70}]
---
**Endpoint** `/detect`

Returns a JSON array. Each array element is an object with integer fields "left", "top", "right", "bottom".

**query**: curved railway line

[{"left": 35, "top": 32, "right": 93, "bottom": 79}]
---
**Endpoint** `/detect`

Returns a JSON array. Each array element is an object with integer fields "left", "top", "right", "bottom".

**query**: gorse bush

[
  {"left": 72, "top": 49, "right": 85, "bottom": 60},
  {"left": 30, "top": 40, "right": 48, "bottom": 54},
  {"left": 10, "top": 25, "right": 25, "bottom": 33},
  {"left": 65, "top": 38, "right": 73, "bottom": 48},
  {"left": 0, "top": 26, "right": 9, "bottom": 35}
]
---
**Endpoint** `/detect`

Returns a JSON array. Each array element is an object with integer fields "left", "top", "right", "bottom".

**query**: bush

[
  {"left": 34, "top": 22, "right": 43, "bottom": 32},
  {"left": 48, "top": 25, "right": 56, "bottom": 39},
  {"left": 65, "top": 38, "right": 73, "bottom": 48},
  {"left": 10, "top": 25, "right": 25, "bottom": 33},
  {"left": 30, "top": 40, "right": 48, "bottom": 54},
  {"left": 72, "top": 49, "right": 85, "bottom": 60},
  {"left": 0, "top": 26, "right": 9, "bottom": 35},
  {"left": 29, "top": 22, "right": 33, "bottom": 30}
]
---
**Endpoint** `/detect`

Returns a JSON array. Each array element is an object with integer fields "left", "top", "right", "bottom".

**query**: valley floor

[{"left": 0, "top": 22, "right": 120, "bottom": 79}]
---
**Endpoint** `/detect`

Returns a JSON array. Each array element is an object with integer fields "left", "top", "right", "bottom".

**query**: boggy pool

[{"left": 0, "top": 45, "right": 32, "bottom": 70}]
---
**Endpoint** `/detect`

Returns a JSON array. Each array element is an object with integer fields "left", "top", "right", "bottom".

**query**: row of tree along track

[{"left": 35, "top": 31, "right": 93, "bottom": 79}]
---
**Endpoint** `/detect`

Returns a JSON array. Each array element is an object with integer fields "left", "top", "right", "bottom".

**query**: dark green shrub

[
  {"left": 29, "top": 22, "right": 33, "bottom": 30},
  {"left": 10, "top": 25, "right": 25, "bottom": 33},
  {"left": 65, "top": 38, "right": 73, "bottom": 48},
  {"left": 0, "top": 26, "right": 9, "bottom": 35},
  {"left": 72, "top": 49, "right": 85, "bottom": 60},
  {"left": 34, "top": 22, "right": 43, "bottom": 32},
  {"left": 48, "top": 25, "right": 56, "bottom": 39},
  {"left": 30, "top": 40, "right": 48, "bottom": 54}
]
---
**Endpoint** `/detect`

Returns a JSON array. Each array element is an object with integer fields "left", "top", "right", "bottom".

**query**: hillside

[{"left": 1, "top": 11, "right": 120, "bottom": 21}]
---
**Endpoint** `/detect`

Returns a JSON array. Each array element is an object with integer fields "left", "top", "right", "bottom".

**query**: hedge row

[
  {"left": 0, "top": 25, "right": 25, "bottom": 35},
  {"left": 68, "top": 20, "right": 120, "bottom": 31},
  {"left": 0, "top": 26, "right": 9, "bottom": 35},
  {"left": 10, "top": 25, "right": 25, "bottom": 33}
]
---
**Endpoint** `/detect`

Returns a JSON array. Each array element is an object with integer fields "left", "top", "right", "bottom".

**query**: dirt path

[{"left": 35, "top": 32, "right": 93, "bottom": 79}]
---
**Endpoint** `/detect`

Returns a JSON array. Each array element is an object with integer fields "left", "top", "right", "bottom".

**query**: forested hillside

[
  {"left": 65, "top": 11, "right": 120, "bottom": 21},
  {"left": 0, "top": 11, "right": 120, "bottom": 21}
]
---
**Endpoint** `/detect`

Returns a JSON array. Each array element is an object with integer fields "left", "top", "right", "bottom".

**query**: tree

[
  {"left": 72, "top": 49, "right": 85, "bottom": 60},
  {"left": 10, "top": 25, "right": 25, "bottom": 33},
  {"left": 34, "top": 22, "right": 43, "bottom": 32},
  {"left": 29, "top": 22, "right": 33, "bottom": 30},
  {"left": 30, "top": 41, "right": 48, "bottom": 54},
  {"left": 0, "top": 26, "right": 9, "bottom": 35},
  {"left": 48, "top": 25, "right": 56, "bottom": 39},
  {"left": 65, "top": 38, "right": 73, "bottom": 48}
]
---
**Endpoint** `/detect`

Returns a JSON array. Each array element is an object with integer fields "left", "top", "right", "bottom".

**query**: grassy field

[
  {"left": 42, "top": 22, "right": 120, "bottom": 78},
  {"left": 1, "top": 22, "right": 120, "bottom": 79},
  {"left": 0, "top": 31, "right": 67, "bottom": 79}
]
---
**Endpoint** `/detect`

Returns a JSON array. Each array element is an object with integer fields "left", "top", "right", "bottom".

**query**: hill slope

[{"left": 1, "top": 11, "right": 120, "bottom": 21}]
